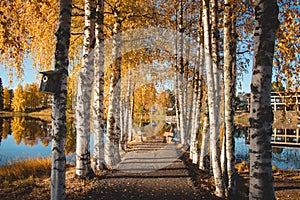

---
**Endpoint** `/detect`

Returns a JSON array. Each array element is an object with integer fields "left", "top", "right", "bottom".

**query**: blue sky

[{"left": 0, "top": 59, "right": 39, "bottom": 89}]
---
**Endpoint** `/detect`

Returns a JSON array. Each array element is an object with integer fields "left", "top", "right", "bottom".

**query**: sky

[
  {"left": 0, "top": 59, "right": 39, "bottom": 89},
  {"left": 0, "top": 58, "right": 253, "bottom": 93}
]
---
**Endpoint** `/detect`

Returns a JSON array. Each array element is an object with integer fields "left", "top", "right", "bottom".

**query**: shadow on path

[{"left": 68, "top": 141, "right": 221, "bottom": 200}]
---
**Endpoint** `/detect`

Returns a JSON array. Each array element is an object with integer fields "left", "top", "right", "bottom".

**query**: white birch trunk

[
  {"left": 249, "top": 0, "right": 278, "bottom": 199},
  {"left": 174, "top": 72, "right": 181, "bottom": 139},
  {"left": 189, "top": 70, "right": 198, "bottom": 160},
  {"left": 105, "top": 17, "right": 122, "bottom": 168},
  {"left": 185, "top": 36, "right": 193, "bottom": 144},
  {"left": 190, "top": 26, "right": 204, "bottom": 163},
  {"left": 203, "top": 0, "right": 224, "bottom": 197},
  {"left": 75, "top": 0, "right": 95, "bottom": 178},
  {"left": 174, "top": 11, "right": 180, "bottom": 141},
  {"left": 50, "top": 0, "right": 72, "bottom": 199},
  {"left": 120, "top": 99, "right": 124, "bottom": 147},
  {"left": 192, "top": 72, "right": 204, "bottom": 164},
  {"left": 199, "top": 99, "right": 210, "bottom": 170},
  {"left": 178, "top": 0, "right": 186, "bottom": 145},
  {"left": 128, "top": 85, "right": 135, "bottom": 142},
  {"left": 92, "top": 0, "right": 105, "bottom": 171},
  {"left": 210, "top": 0, "right": 221, "bottom": 126},
  {"left": 189, "top": 43, "right": 200, "bottom": 161},
  {"left": 221, "top": 132, "right": 227, "bottom": 185},
  {"left": 223, "top": 0, "right": 237, "bottom": 196},
  {"left": 122, "top": 69, "right": 132, "bottom": 146}
]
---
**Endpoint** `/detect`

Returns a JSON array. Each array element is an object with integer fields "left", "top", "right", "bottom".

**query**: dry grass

[{"left": 0, "top": 157, "right": 51, "bottom": 185}]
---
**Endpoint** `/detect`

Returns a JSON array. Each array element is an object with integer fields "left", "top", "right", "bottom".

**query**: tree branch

[
  {"left": 71, "top": 32, "right": 83, "bottom": 36},
  {"left": 72, "top": 3, "right": 84, "bottom": 12},
  {"left": 236, "top": 50, "right": 249, "bottom": 54},
  {"left": 104, "top": 0, "right": 115, "bottom": 12}
]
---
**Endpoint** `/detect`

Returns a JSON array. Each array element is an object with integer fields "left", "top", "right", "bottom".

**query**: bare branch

[
  {"left": 72, "top": 3, "right": 84, "bottom": 12},
  {"left": 71, "top": 32, "right": 83, "bottom": 36}
]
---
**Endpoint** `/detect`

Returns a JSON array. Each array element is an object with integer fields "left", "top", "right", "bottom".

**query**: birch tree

[
  {"left": 202, "top": 0, "right": 225, "bottom": 197},
  {"left": 0, "top": 78, "right": 3, "bottom": 110},
  {"left": 92, "top": 0, "right": 106, "bottom": 171},
  {"left": 249, "top": 0, "right": 279, "bottom": 199},
  {"left": 189, "top": 26, "right": 204, "bottom": 163},
  {"left": 199, "top": 98, "right": 210, "bottom": 170},
  {"left": 103, "top": 0, "right": 155, "bottom": 167},
  {"left": 50, "top": 0, "right": 72, "bottom": 199},
  {"left": 177, "top": 0, "right": 187, "bottom": 145},
  {"left": 105, "top": 7, "right": 122, "bottom": 168},
  {"left": 121, "top": 68, "right": 132, "bottom": 148},
  {"left": 223, "top": 0, "right": 237, "bottom": 197},
  {"left": 75, "top": 0, "right": 95, "bottom": 178}
]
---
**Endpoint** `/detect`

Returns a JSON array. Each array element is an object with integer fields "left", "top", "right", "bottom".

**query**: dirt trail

[{"left": 70, "top": 141, "right": 202, "bottom": 200}]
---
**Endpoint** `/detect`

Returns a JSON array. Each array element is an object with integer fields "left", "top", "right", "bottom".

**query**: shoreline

[
  {"left": 1, "top": 109, "right": 298, "bottom": 128},
  {"left": 0, "top": 108, "right": 74, "bottom": 121}
]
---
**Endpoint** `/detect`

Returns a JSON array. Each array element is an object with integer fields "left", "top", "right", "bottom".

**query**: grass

[{"left": 0, "top": 157, "right": 51, "bottom": 186}]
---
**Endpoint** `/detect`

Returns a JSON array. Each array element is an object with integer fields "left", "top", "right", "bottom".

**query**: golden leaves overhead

[
  {"left": 0, "top": 0, "right": 59, "bottom": 80},
  {"left": 0, "top": 0, "right": 84, "bottom": 82},
  {"left": 274, "top": 0, "right": 300, "bottom": 91}
]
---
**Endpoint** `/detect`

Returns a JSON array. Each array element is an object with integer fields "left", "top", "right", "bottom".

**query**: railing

[
  {"left": 245, "top": 128, "right": 300, "bottom": 147},
  {"left": 271, "top": 128, "right": 300, "bottom": 147}
]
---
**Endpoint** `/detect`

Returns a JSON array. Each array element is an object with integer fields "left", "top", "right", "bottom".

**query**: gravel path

[{"left": 73, "top": 141, "right": 201, "bottom": 200}]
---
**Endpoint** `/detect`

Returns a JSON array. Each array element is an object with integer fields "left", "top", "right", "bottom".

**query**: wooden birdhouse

[{"left": 39, "top": 70, "right": 63, "bottom": 94}]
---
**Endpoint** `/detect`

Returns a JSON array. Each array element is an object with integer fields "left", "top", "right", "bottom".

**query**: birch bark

[
  {"left": 50, "top": 0, "right": 72, "bottom": 199},
  {"left": 223, "top": 0, "right": 237, "bottom": 196},
  {"left": 92, "top": 0, "right": 105, "bottom": 171},
  {"left": 105, "top": 17, "right": 122, "bottom": 168},
  {"left": 249, "top": 0, "right": 279, "bottom": 199},
  {"left": 202, "top": 0, "right": 224, "bottom": 197},
  {"left": 75, "top": 0, "right": 95, "bottom": 178},
  {"left": 199, "top": 98, "right": 210, "bottom": 170},
  {"left": 178, "top": 0, "right": 186, "bottom": 145}
]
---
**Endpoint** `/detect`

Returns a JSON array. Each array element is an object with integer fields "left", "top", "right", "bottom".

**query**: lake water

[{"left": 0, "top": 117, "right": 299, "bottom": 170}]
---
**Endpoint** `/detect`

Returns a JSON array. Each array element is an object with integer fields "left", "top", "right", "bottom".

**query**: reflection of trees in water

[
  {"left": 272, "top": 148, "right": 300, "bottom": 169},
  {"left": 10, "top": 117, "right": 51, "bottom": 146},
  {"left": 1, "top": 118, "right": 12, "bottom": 140},
  {"left": 0, "top": 117, "right": 76, "bottom": 152},
  {"left": 0, "top": 118, "right": 2, "bottom": 145},
  {"left": 272, "top": 147, "right": 283, "bottom": 154},
  {"left": 234, "top": 125, "right": 249, "bottom": 138}
]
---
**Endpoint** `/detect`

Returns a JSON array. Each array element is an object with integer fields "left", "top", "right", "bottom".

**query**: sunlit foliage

[
  {"left": 11, "top": 84, "right": 26, "bottom": 112},
  {"left": 273, "top": 0, "right": 299, "bottom": 91}
]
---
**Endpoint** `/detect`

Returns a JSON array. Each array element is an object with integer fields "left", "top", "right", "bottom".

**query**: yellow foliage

[
  {"left": 3, "top": 88, "right": 11, "bottom": 110},
  {"left": 156, "top": 90, "right": 171, "bottom": 109},
  {"left": 274, "top": 0, "right": 300, "bottom": 91},
  {"left": 134, "top": 83, "right": 156, "bottom": 123},
  {"left": 11, "top": 84, "right": 26, "bottom": 112},
  {"left": 24, "top": 83, "right": 42, "bottom": 110},
  {"left": 0, "top": 0, "right": 59, "bottom": 80}
]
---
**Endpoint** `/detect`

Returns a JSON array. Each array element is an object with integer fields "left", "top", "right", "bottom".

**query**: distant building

[
  {"left": 236, "top": 92, "right": 300, "bottom": 112},
  {"left": 271, "top": 92, "right": 300, "bottom": 111}
]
